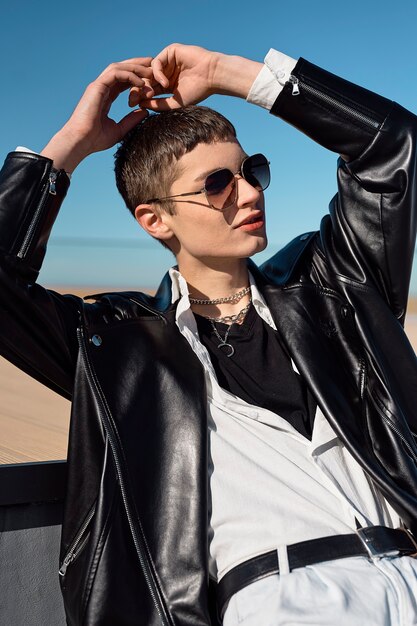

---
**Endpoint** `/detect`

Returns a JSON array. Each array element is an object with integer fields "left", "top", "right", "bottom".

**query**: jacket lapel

[{"left": 260, "top": 281, "right": 367, "bottom": 451}]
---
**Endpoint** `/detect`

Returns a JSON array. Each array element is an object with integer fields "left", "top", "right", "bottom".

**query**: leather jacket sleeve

[
  {"left": 271, "top": 59, "right": 417, "bottom": 323},
  {"left": 0, "top": 151, "right": 80, "bottom": 399}
]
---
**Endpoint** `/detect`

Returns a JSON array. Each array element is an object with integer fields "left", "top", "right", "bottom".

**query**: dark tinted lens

[
  {"left": 242, "top": 154, "right": 270, "bottom": 191},
  {"left": 204, "top": 168, "right": 236, "bottom": 209},
  {"left": 205, "top": 168, "right": 234, "bottom": 194}
]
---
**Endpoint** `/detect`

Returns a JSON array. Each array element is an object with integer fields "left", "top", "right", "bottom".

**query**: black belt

[{"left": 216, "top": 526, "right": 417, "bottom": 620}]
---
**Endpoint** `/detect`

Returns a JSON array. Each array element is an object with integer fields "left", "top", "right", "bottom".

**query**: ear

[{"left": 134, "top": 204, "right": 174, "bottom": 243}]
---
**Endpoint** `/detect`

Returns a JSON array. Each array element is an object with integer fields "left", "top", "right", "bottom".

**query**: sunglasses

[{"left": 146, "top": 153, "right": 270, "bottom": 211}]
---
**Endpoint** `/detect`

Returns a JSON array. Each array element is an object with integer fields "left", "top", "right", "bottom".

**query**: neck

[
  {"left": 177, "top": 256, "right": 251, "bottom": 321},
  {"left": 178, "top": 257, "right": 249, "bottom": 298}
]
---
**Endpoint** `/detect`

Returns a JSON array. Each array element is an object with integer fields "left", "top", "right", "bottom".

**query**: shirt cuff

[
  {"left": 15, "top": 146, "right": 37, "bottom": 154},
  {"left": 247, "top": 49, "right": 298, "bottom": 110},
  {"left": 15, "top": 146, "right": 72, "bottom": 178}
]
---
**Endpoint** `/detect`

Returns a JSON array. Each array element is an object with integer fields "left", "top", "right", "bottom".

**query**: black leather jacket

[{"left": 1, "top": 57, "right": 417, "bottom": 626}]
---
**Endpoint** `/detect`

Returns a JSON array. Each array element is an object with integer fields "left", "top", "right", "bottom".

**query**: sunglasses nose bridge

[{"left": 235, "top": 173, "right": 263, "bottom": 207}]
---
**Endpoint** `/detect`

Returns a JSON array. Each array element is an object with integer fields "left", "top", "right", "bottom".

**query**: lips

[{"left": 235, "top": 211, "right": 265, "bottom": 230}]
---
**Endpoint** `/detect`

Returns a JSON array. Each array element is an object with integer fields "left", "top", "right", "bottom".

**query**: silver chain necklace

[
  {"left": 207, "top": 301, "right": 251, "bottom": 358},
  {"left": 189, "top": 286, "right": 250, "bottom": 306}
]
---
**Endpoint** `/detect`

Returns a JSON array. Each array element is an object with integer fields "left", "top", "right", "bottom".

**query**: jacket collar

[{"left": 254, "top": 232, "right": 315, "bottom": 288}]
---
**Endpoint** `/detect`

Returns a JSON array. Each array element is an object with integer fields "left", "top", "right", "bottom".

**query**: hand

[
  {"left": 41, "top": 58, "right": 153, "bottom": 172},
  {"left": 130, "top": 44, "right": 262, "bottom": 112},
  {"left": 129, "top": 44, "right": 218, "bottom": 111}
]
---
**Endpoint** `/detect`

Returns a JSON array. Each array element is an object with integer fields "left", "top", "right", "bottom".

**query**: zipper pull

[
  {"left": 49, "top": 171, "right": 57, "bottom": 196},
  {"left": 59, "top": 553, "right": 75, "bottom": 576},
  {"left": 289, "top": 75, "right": 300, "bottom": 96}
]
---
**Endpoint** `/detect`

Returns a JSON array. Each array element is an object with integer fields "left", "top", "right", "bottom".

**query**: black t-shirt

[{"left": 194, "top": 304, "right": 316, "bottom": 440}]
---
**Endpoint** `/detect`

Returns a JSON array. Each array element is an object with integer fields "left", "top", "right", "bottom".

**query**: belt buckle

[
  {"left": 399, "top": 527, "right": 417, "bottom": 557},
  {"left": 356, "top": 528, "right": 399, "bottom": 559}
]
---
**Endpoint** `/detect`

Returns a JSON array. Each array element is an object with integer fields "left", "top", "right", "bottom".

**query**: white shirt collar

[
  {"left": 169, "top": 267, "right": 198, "bottom": 337},
  {"left": 168, "top": 266, "right": 277, "bottom": 331}
]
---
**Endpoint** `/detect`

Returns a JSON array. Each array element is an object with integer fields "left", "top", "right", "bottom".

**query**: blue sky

[{"left": 1, "top": 0, "right": 417, "bottom": 292}]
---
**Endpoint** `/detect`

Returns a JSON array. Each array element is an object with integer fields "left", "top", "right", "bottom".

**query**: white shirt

[{"left": 169, "top": 268, "right": 401, "bottom": 583}]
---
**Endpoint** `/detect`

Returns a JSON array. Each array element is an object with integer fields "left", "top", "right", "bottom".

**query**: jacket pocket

[
  {"left": 369, "top": 387, "right": 417, "bottom": 465},
  {"left": 59, "top": 503, "right": 96, "bottom": 577}
]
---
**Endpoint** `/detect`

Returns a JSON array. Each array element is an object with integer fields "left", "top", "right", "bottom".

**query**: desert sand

[{"left": 1, "top": 289, "right": 417, "bottom": 465}]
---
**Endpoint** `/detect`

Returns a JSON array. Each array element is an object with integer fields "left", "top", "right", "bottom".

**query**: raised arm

[
  {"left": 0, "top": 59, "right": 154, "bottom": 396},
  {"left": 271, "top": 57, "right": 417, "bottom": 320},
  {"left": 138, "top": 44, "right": 417, "bottom": 320},
  {"left": 41, "top": 58, "right": 153, "bottom": 172}
]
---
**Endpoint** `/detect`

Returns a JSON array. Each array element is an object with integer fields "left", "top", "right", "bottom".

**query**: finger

[
  {"left": 151, "top": 56, "right": 170, "bottom": 89},
  {"left": 117, "top": 108, "right": 149, "bottom": 139},
  {"left": 98, "top": 64, "right": 154, "bottom": 89},
  {"left": 140, "top": 96, "right": 182, "bottom": 112},
  {"left": 78, "top": 70, "right": 152, "bottom": 123},
  {"left": 98, "top": 60, "right": 154, "bottom": 80},
  {"left": 128, "top": 87, "right": 139, "bottom": 108},
  {"left": 128, "top": 90, "right": 152, "bottom": 107},
  {"left": 104, "top": 70, "right": 151, "bottom": 101},
  {"left": 128, "top": 86, "right": 155, "bottom": 107},
  {"left": 128, "top": 78, "right": 157, "bottom": 107},
  {"left": 113, "top": 56, "right": 153, "bottom": 66}
]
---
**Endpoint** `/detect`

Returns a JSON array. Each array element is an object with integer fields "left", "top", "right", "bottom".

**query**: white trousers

[{"left": 223, "top": 555, "right": 417, "bottom": 625}]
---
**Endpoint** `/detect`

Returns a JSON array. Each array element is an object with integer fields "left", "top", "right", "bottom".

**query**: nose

[{"left": 235, "top": 174, "right": 262, "bottom": 209}]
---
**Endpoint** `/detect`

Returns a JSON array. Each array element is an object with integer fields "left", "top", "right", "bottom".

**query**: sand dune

[{"left": 1, "top": 290, "right": 416, "bottom": 465}]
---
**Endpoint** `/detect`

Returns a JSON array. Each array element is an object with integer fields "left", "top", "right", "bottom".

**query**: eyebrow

[
  {"left": 193, "top": 154, "right": 249, "bottom": 183},
  {"left": 194, "top": 169, "right": 216, "bottom": 183}
]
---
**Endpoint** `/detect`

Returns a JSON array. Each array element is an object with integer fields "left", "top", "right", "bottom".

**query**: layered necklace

[{"left": 190, "top": 286, "right": 251, "bottom": 358}]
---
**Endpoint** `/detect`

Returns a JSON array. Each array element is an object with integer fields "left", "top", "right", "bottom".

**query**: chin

[
  {"left": 246, "top": 234, "right": 268, "bottom": 256},
  {"left": 195, "top": 235, "right": 268, "bottom": 264}
]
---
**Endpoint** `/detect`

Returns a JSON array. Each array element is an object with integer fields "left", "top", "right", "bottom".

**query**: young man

[{"left": 1, "top": 43, "right": 417, "bottom": 625}]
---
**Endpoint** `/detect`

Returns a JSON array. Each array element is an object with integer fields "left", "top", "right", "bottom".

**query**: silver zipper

[
  {"left": 288, "top": 75, "right": 380, "bottom": 129},
  {"left": 128, "top": 296, "right": 166, "bottom": 322},
  {"left": 76, "top": 326, "right": 171, "bottom": 626},
  {"left": 371, "top": 391, "right": 417, "bottom": 464},
  {"left": 289, "top": 74, "right": 300, "bottom": 96},
  {"left": 382, "top": 416, "right": 417, "bottom": 464},
  {"left": 17, "top": 171, "right": 58, "bottom": 259},
  {"left": 59, "top": 504, "right": 96, "bottom": 576},
  {"left": 359, "top": 357, "right": 367, "bottom": 400}
]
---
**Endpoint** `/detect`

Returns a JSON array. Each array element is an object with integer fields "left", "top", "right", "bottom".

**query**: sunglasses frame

[{"left": 145, "top": 153, "right": 270, "bottom": 211}]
